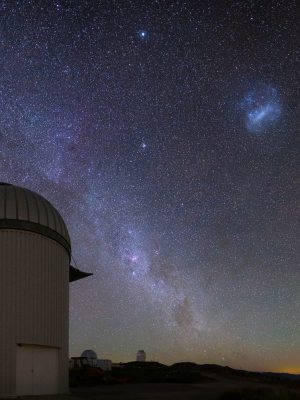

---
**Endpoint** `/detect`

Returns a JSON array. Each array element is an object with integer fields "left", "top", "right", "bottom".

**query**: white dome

[
  {"left": 0, "top": 183, "right": 70, "bottom": 254},
  {"left": 81, "top": 349, "right": 98, "bottom": 359},
  {"left": 136, "top": 350, "right": 146, "bottom": 361}
]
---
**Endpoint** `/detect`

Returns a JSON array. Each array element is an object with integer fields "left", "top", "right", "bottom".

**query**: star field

[{"left": 0, "top": 0, "right": 299, "bottom": 373}]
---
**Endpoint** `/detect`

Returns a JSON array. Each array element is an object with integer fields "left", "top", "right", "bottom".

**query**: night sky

[{"left": 1, "top": 1, "right": 299, "bottom": 373}]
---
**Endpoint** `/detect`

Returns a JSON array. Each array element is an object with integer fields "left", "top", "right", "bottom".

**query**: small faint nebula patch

[{"left": 240, "top": 84, "right": 281, "bottom": 133}]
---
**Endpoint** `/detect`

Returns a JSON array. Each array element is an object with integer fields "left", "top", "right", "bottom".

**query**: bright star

[{"left": 138, "top": 30, "right": 149, "bottom": 40}]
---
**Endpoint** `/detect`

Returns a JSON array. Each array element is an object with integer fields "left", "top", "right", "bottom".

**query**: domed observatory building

[
  {"left": 136, "top": 350, "right": 146, "bottom": 362},
  {"left": 0, "top": 183, "right": 92, "bottom": 397},
  {"left": 81, "top": 349, "right": 98, "bottom": 367}
]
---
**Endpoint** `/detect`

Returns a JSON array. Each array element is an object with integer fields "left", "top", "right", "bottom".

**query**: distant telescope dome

[
  {"left": 136, "top": 350, "right": 146, "bottom": 362},
  {"left": 0, "top": 182, "right": 70, "bottom": 254},
  {"left": 81, "top": 349, "right": 98, "bottom": 360}
]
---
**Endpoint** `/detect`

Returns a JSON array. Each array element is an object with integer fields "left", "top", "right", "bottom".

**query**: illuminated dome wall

[{"left": 0, "top": 183, "right": 76, "bottom": 397}]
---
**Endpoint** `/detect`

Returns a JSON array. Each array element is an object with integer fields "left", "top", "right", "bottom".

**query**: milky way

[{"left": 0, "top": 1, "right": 299, "bottom": 373}]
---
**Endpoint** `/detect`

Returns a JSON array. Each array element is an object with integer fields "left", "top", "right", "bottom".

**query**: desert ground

[
  {"left": 70, "top": 381, "right": 300, "bottom": 400},
  {"left": 18, "top": 379, "right": 300, "bottom": 400},
  {"left": 18, "top": 362, "right": 300, "bottom": 400}
]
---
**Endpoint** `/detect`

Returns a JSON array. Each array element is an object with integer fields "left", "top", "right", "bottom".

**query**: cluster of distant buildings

[{"left": 70, "top": 349, "right": 147, "bottom": 371}]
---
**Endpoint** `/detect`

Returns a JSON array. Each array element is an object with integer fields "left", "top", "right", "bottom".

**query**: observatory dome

[
  {"left": 0, "top": 182, "right": 70, "bottom": 254},
  {"left": 81, "top": 349, "right": 98, "bottom": 360}
]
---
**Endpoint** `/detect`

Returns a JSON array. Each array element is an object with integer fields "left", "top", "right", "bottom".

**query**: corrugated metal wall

[{"left": 0, "top": 230, "right": 69, "bottom": 397}]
